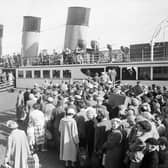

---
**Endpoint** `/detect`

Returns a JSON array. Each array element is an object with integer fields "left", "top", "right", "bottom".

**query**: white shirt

[{"left": 29, "top": 109, "right": 45, "bottom": 127}]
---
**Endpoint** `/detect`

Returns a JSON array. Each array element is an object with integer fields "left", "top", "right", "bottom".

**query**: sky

[{"left": 0, "top": 0, "right": 168, "bottom": 55}]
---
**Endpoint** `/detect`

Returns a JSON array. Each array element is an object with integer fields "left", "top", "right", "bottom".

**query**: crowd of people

[
  {"left": 4, "top": 72, "right": 168, "bottom": 168},
  {"left": 0, "top": 47, "right": 118, "bottom": 68},
  {"left": 0, "top": 71, "right": 15, "bottom": 84}
]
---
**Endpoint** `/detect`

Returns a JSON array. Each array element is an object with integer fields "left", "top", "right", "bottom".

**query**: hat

[
  {"left": 132, "top": 98, "right": 139, "bottom": 106},
  {"left": 136, "top": 115, "right": 146, "bottom": 122},
  {"left": 34, "top": 83, "right": 39, "bottom": 87},
  {"left": 141, "top": 104, "right": 148, "bottom": 112},
  {"left": 86, "top": 107, "right": 97, "bottom": 119},
  {"left": 111, "top": 118, "right": 121, "bottom": 124},
  {"left": 75, "top": 95, "right": 82, "bottom": 100},
  {"left": 127, "top": 115, "right": 136, "bottom": 123},
  {"left": 145, "top": 138, "right": 158, "bottom": 145},
  {"left": 29, "top": 93, "right": 35, "bottom": 100},
  {"left": 141, "top": 112, "right": 154, "bottom": 121},
  {"left": 97, "top": 107, "right": 108, "bottom": 118},
  {"left": 33, "top": 103, "right": 41, "bottom": 110},
  {"left": 69, "top": 96, "right": 75, "bottom": 102},
  {"left": 48, "top": 97, "right": 53, "bottom": 103},
  {"left": 137, "top": 120, "right": 152, "bottom": 132},
  {"left": 6, "top": 120, "right": 18, "bottom": 129},
  {"left": 96, "top": 96, "right": 104, "bottom": 101},
  {"left": 53, "top": 91, "right": 58, "bottom": 96},
  {"left": 127, "top": 109, "right": 135, "bottom": 116},
  {"left": 158, "top": 137, "right": 168, "bottom": 147},
  {"left": 67, "top": 107, "right": 76, "bottom": 115}
]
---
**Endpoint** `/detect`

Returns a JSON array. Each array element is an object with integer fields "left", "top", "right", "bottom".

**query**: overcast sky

[{"left": 0, "top": 0, "right": 168, "bottom": 54}]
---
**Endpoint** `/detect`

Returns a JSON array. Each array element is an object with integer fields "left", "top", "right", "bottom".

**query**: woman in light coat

[
  {"left": 59, "top": 106, "right": 79, "bottom": 168},
  {"left": 5, "top": 120, "right": 30, "bottom": 168}
]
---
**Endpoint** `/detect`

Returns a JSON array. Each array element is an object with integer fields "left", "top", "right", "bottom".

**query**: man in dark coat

[
  {"left": 158, "top": 137, "right": 168, "bottom": 168},
  {"left": 23, "top": 88, "right": 30, "bottom": 106},
  {"left": 140, "top": 138, "right": 159, "bottom": 168}
]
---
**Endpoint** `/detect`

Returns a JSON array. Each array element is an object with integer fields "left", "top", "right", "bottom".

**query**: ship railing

[{"left": 1, "top": 53, "right": 168, "bottom": 68}]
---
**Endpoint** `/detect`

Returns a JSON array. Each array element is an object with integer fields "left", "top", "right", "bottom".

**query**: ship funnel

[
  {"left": 21, "top": 16, "right": 41, "bottom": 63},
  {"left": 64, "top": 7, "right": 91, "bottom": 50},
  {"left": 0, "top": 25, "right": 3, "bottom": 59}
]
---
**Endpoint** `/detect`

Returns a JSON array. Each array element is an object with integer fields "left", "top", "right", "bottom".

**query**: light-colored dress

[
  {"left": 59, "top": 116, "right": 79, "bottom": 162},
  {"left": 28, "top": 109, "right": 45, "bottom": 145}
]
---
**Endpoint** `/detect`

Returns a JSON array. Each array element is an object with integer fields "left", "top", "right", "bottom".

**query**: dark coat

[
  {"left": 163, "top": 118, "right": 168, "bottom": 140},
  {"left": 85, "top": 119, "right": 96, "bottom": 158},
  {"left": 159, "top": 149, "right": 168, "bottom": 168},
  {"left": 103, "top": 129, "right": 124, "bottom": 168},
  {"left": 140, "top": 150, "right": 159, "bottom": 168},
  {"left": 94, "top": 119, "right": 111, "bottom": 152}
]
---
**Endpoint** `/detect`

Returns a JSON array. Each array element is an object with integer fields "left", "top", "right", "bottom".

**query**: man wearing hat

[
  {"left": 140, "top": 138, "right": 159, "bottom": 168},
  {"left": 158, "top": 137, "right": 168, "bottom": 168}
]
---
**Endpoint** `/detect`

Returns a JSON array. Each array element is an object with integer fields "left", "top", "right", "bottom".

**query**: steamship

[{"left": 1, "top": 7, "right": 168, "bottom": 89}]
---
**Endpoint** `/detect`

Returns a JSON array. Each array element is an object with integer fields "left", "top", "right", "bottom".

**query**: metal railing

[{"left": 1, "top": 51, "right": 168, "bottom": 68}]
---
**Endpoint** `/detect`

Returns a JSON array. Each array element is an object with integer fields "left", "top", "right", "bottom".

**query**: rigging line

[{"left": 151, "top": 17, "right": 168, "bottom": 42}]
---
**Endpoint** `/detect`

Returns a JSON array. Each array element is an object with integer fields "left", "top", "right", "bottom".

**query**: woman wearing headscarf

[
  {"left": 59, "top": 106, "right": 79, "bottom": 168},
  {"left": 4, "top": 120, "right": 30, "bottom": 168},
  {"left": 102, "top": 118, "right": 124, "bottom": 168}
]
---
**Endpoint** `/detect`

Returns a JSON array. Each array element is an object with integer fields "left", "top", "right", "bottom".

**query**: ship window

[
  {"left": 81, "top": 68, "right": 104, "bottom": 77},
  {"left": 52, "top": 70, "right": 60, "bottom": 79},
  {"left": 106, "top": 66, "right": 120, "bottom": 81},
  {"left": 63, "top": 70, "right": 71, "bottom": 78},
  {"left": 34, "top": 70, "right": 41, "bottom": 78},
  {"left": 122, "top": 67, "right": 136, "bottom": 80},
  {"left": 138, "top": 67, "right": 151, "bottom": 80},
  {"left": 18, "top": 70, "right": 24, "bottom": 78},
  {"left": 153, "top": 67, "right": 168, "bottom": 80},
  {"left": 43, "top": 70, "right": 50, "bottom": 78},
  {"left": 26, "top": 70, "right": 32, "bottom": 78}
]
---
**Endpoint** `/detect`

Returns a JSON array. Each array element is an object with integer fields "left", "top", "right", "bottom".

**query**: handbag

[
  {"left": 78, "top": 147, "right": 89, "bottom": 167},
  {"left": 45, "top": 129, "right": 52, "bottom": 140}
]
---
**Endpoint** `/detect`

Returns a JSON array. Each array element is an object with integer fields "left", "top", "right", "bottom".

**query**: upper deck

[{"left": 1, "top": 50, "right": 168, "bottom": 69}]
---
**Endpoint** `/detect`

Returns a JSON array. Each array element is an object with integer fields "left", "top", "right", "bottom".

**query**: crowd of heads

[{"left": 15, "top": 74, "right": 168, "bottom": 168}]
